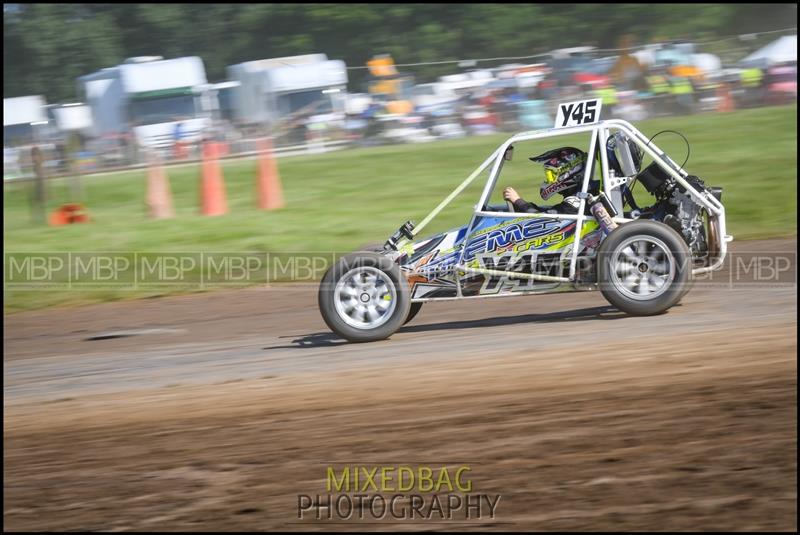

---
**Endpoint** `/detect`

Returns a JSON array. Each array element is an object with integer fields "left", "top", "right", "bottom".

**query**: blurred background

[
  {"left": 4, "top": 6, "right": 797, "bottom": 532},
  {"left": 3, "top": 3, "right": 797, "bottom": 177}
]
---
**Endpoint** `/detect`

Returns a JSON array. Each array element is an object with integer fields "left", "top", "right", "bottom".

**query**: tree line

[{"left": 4, "top": 3, "right": 796, "bottom": 103}]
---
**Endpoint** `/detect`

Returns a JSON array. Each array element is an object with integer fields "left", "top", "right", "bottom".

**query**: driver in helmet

[{"left": 503, "top": 146, "right": 596, "bottom": 214}]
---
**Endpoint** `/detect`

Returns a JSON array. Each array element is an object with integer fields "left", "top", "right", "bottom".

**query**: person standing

[{"left": 172, "top": 121, "right": 187, "bottom": 160}]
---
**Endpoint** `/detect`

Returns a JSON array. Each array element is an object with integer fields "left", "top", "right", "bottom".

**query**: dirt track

[{"left": 4, "top": 238, "right": 798, "bottom": 531}]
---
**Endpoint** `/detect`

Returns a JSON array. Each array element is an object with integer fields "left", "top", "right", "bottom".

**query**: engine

[
  {"left": 663, "top": 185, "right": 708, "bottom": 258},
  {"left": 634, "top": 161, "right": 722, "bottom": 261}
]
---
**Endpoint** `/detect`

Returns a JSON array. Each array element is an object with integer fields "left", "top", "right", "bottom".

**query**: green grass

[{"left": 4, "top": 104, "right": 797, "bottom": 312}]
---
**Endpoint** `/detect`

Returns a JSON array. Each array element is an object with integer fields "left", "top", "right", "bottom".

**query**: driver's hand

[{"left": 503, "top": 186, "right": 520, "bottom": 203}]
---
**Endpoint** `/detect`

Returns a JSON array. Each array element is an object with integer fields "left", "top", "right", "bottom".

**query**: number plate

[{"left": 554, "top": 98, "right": 602, "bottom": 129}]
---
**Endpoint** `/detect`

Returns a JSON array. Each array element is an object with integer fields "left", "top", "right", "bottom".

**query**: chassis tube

[{"left": 458, "top": 264, "right": 570, "bottom": 283}]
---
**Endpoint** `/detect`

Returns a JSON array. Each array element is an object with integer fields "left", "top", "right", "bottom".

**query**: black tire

[
  {"left": 596, "top": 220, "right": 692, "bottom": 316},
  {"left": 360, "top": 243, "right": 387, "bottom": 253},
  {"left": 318, "top": 251, "right": 411, "bottom": 342},
  {"left": 404, "top": 302, "right": 423, "bottom": 325}
]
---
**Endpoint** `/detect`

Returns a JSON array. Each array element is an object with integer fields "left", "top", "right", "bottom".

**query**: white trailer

[
  {"left": 45, "top": 103, "right": 93, "bottom": 138},
  {"left": 210, "top": 81, "right": 241, "bottom": 122},
  {"left": 4, "top": 95, "right": 48, "bottom": 146},
  {"left": 438, "top": 70, "right": 495, "bottom": 93},
  {"left": 227, "top": 53, "right": 348, "bottom": 129},
  {"left": 78, "top": 56, "right": 216, "bottom": 150},
  {"left": 4, "top": 95, "right": 50, "bottom": 180},
  {"left": 412, "top": 83, "right": 460, "bottom": 111},
  {"left": 413, "top": 70, "right": 497, "bottom": 113}
]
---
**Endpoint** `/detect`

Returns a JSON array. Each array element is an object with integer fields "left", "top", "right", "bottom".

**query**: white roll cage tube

[{"left": 393, "top": 120, "right": 731, "bottom": 290}]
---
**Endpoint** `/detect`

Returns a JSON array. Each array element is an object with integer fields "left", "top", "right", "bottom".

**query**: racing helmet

[{"left": 530, "top": 147, "right": 588, "bottom": 200}]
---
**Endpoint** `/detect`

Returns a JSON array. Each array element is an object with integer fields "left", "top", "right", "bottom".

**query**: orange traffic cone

[
  {"left": 146, "top": 153, "right": 174, "bottom": 219},
  {"left": 256, "top": 137, "right": 284, "bottom": 210},
  {"left": 200, "top": 142, "right": 228, "bottom": 216}
]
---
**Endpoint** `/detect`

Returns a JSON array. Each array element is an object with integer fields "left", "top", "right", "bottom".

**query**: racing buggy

[{"left": 319, "top": 99, "right": 732, "bottom": 342}]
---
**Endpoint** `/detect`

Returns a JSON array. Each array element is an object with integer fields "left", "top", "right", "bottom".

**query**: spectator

[
  {"left": 172, "top": 121, "right": 188, "bottom": 160},
  {"left": 740, "top": 67, "right": 764, "bottom": 108},
  {"left": 595, "top": 83, "right": 619, "bottom": 118},
  {"left": 645, "top": 68, "right": 672, "bottom": 116},
  {"left": 670, "top": 75, "right": 695, "bottom": 115}
]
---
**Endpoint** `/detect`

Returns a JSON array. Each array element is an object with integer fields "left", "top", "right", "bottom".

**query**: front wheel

[
  {"left": 319, "top": 252, "right": 411, "bottom": 342},
  {"left": 596, "top": 220, "right": 692, "bottom": 316}
]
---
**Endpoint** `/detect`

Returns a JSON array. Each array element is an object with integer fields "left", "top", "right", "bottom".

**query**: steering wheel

[{"left": 506, "top": 199, "right": 516, "bottom": 213}]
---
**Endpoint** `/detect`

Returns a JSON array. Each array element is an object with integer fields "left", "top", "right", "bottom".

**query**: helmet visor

[{"left": 544, "top": 168, "right": 560, "bottom": 184}]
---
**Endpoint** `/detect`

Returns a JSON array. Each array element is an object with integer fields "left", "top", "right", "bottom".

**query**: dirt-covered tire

[
  {"left": 404, "top": 302, "right": 423, "bottom": 325},
  {"left": 318, "top": 252, "right": 411, "bottom": 342},
  {"left": 597, "top": 220, "right": 692, "bottom": 316}
]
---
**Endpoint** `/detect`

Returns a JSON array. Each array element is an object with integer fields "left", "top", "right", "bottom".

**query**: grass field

[{"left": 4, "top": 104, "right": 797, "bottom": 311}]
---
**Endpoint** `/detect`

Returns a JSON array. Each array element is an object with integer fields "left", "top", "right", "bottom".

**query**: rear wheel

[
  {"left": 597, "top": 220, "right": 691, "bottom": 316},
  {"left": 319, "top": 252, "right": 411, "bottom": 342}
]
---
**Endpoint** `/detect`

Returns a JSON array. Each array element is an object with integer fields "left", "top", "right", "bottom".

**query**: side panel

[
  {"left": 397, "top": 226, "right": 468, "bottom": 300},
  {"left": 398, "top": 216, "right": 603, "bottom": 300},
  {"left": 459, "top": 215, "right": 600, "bottom": 297}
]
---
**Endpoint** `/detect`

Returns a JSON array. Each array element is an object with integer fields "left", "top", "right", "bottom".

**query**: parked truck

[
  {"left": 227, "top": 53, "right": 348, "bottom": 135},
  {"left": 78, "top": 56, "right": 216, "bottom": 153}
]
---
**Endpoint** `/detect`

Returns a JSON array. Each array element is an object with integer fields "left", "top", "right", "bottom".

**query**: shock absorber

[{"left": 585, "top": 192, "right": 618, "bottom": 235}]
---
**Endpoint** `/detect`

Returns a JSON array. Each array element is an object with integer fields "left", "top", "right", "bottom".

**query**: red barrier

[{"left": 49, "top": 204, "right": 90, "bottom": 226}]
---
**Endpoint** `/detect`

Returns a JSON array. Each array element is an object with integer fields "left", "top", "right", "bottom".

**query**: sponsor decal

[{"left": 477, "top": 251, "right": 564, "bottom": 294}]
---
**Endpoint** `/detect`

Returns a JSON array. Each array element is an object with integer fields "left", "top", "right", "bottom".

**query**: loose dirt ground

[{"left": 4, "top": 238, "right": 797, "bottom": 531}]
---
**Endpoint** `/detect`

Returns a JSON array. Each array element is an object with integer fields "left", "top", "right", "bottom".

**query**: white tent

[{"left": 740, "top": 35, "right": 797, "bottom": 67}]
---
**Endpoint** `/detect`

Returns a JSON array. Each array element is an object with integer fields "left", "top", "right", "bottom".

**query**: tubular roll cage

[{"left": 393, "top": 119, "right": 732, "bottom": 299}]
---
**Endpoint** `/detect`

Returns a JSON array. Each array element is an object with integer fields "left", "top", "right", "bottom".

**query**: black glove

[{"left": 512, "top": 198, "right": 544, "bottom": 213}]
